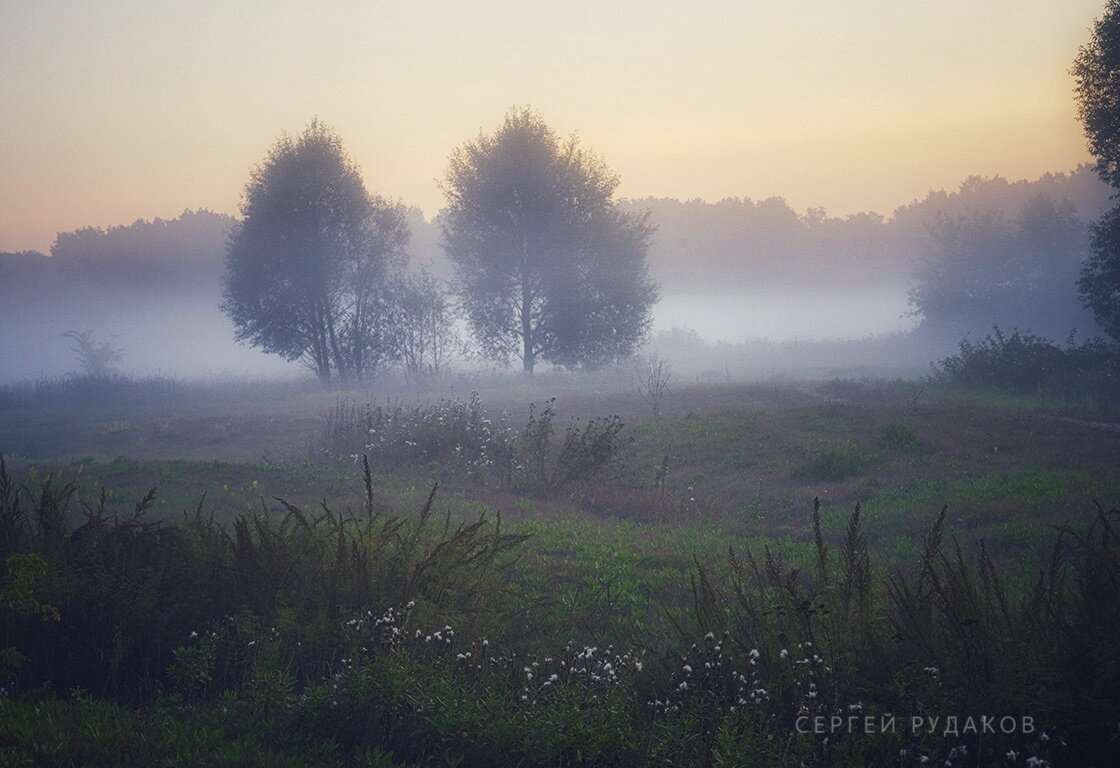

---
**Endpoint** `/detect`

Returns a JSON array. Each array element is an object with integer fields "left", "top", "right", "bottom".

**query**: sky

[{"left": 0, "top": 0, "right": 1107, "bottom": 253}]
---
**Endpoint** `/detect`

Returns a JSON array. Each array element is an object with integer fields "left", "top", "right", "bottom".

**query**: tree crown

[{"left": 440, "top": 108, "right": 656, "bottom": 372}]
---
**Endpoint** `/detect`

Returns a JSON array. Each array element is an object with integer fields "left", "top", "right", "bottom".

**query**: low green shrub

[
  {"left": 793, "top": 442, "right": 871, "bottom": 482},
  {"left": 933, "top": 327, "right": 1120, "bottom": 407},
  {"left": 881, "top": 422, "right": 931, "bottom": 453}
]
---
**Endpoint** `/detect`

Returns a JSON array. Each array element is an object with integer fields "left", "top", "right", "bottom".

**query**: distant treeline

[
  {"left": 3, "top": 165, "right": 1108, "bottom": 298},
  {"left": 629, "top": 165, "right": 1111, "bottom": 294},
  {"left": 0, "top": 209, "right": 232, "bottom": 293},
  {"left": 0, "top": 166, "right": 1109, "bottom": 378}
]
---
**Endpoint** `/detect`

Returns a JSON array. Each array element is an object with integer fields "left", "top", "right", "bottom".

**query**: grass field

[{"left": 1, "top": 374, "right": 1118, "bottom": 766}]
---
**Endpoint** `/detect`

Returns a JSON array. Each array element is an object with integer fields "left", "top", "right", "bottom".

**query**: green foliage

[
  {"left": 1073, "top": 1, "right": 1120, "bottom": 343},
  {"left": 880, "top": 422, "right": 931, "bottom": 454},
  {"left": 1079, "top": 202, "right": 1120, "bottom": 343},
  {"left": 1073, "top": 0, "right": 1120, "bottom": 190},
  {"left": 0, "top": 694, "right": 354, "bottom": 767},
  {"left": 222, "top": 119, "right": 410, "bottom": 383},
  {"left": 1, "top": 553, "right": 59, "bottom": 623},
  {"left": 2, "top": 447, "right": 1119, "bottom": 765},
  {"left": 168, "top": 632, "right": 218, "bottom": 695},
  {"left": 933, "top": 327, "right": 1120, "bottom": 407},
  {"left": 0, "top": 455, "right": 525, "bottom": 702},
  {"left": 909, "top": 195, "right": 1093, "bottom": 340},
  {"left": 674, "top": 501, "right": 1120, "bottom": 767},
  {"left": 793, "top": 442, "right": 871, "bottom": 482},
  {"left": 324, "top": 393, "right": 630, "bottom": 496},
  {"left": 0, "top": 373, "right": 183, "bottom": 411},
  {"left": 441, "top": 107, "right": 657, "bottom": 374}
]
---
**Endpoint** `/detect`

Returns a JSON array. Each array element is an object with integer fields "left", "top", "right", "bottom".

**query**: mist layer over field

[{"left": 1, "top": 167, "right": 1108, "bottom": 383}]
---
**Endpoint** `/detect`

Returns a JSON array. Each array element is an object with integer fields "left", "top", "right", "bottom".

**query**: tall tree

[
  {"left": 1074, "top": 1, "right": 1120, "bottom": 341},
  {"left": 222, "top": 120, "right": 409, "bottom": 383},
  {"left": 909, "top": 195, "right": 1093, "bottom": 340},
  {"left": 441, "top": 108, "right": 657, "bottom": 375},
  {"left": 1079, "top": 205, "right": 1120, "bottom": 339}
]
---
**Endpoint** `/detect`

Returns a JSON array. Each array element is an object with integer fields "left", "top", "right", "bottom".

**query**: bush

[
  {"left": 793, "top": 442, "right": 870, "bottom": 482},
  {"left": 881, "top": 422, "right": 931, "bottom": 454},
  {"left": 933, "top": 327, "right": 1120, "bottom": 407},
  {"left": 323, "top": 393, "right": 630, "bottom": 495}
]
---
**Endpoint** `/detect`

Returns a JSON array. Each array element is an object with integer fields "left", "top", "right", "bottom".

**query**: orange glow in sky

[{"left": 0, "top": 0, "right": 1105, "bottom": 252}]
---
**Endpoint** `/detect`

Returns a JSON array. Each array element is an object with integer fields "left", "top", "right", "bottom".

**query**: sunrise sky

[{"left": 0, "top": 0, "right": 1106, "bottom": 253}]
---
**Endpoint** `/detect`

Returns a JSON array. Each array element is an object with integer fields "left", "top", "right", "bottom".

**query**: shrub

[
  {"left": 881, "top": 422, "right": 931, "bottom": 453},
  {"left": 793, "top": 442, "right": 870, "bottom": 482},
  {"left": 933, "top": 327, "right": 1120, "bottom": 407},
  {"left": 323, "top": 393, "right": 630, "bottom": 496}
]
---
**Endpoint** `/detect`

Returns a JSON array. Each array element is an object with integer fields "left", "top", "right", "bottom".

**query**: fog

[
  {"left": 654, "top": 289, "right": 915, "bottom": 344},
  {"left": 0, "top": 288, "right": 294, "bottom": 382},
  {"left": 0, "top": 167, "right": 1109, "bottom": 385}
]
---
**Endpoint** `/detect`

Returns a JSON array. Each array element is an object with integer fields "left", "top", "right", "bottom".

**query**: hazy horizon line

[{"left": 2, "top": 162, "right": 1100, "bottom": 255}]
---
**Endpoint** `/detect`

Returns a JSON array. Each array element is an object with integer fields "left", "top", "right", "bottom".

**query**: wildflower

[
  {"left": 1006, "top": 752, "right": 1017, "bottom": 762},
  {"left": 749, "top": 648, "right": 760, "bottom": 659},
  {"left": 682, "top": 664, "right": 692, "bottom": 674},
  {"left": 189, "top": 631, "right": 198, "bottom": 639},
  {"left": 678, "top": 681, "right": 688, "bottom": 691},
  {"left": 780, "top": 649, "right": 789, "bottom": 659}
]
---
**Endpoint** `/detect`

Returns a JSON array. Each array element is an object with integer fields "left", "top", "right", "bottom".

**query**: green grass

[{"left": 4, "top": 377, "right": 1120, "bottom": 766}]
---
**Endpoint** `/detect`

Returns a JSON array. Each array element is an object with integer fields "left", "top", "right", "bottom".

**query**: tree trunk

[
  {"left": 520, "top": 232, "right": 534, "bottom": 376},
  {"left": 311, "top": 316, "right": 332, "bottom": 386},
  {"left": 522, "top": 333, "right": 535, "bottom": 376},
  {"left": 324, "top": 303, "right": 346, "bottom": 382}
]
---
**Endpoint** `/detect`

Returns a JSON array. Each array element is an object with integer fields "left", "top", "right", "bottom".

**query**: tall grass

[
  {"left": 0, "top": 454, "right": 526, "bottom": 701},
  {"left": 2, "top": 456, "right": 1118, "bottom": 766}
]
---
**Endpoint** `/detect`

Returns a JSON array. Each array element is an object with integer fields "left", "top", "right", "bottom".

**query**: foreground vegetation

[{"left": 2, "top": 371, "right": 1120, "bottom": 766}]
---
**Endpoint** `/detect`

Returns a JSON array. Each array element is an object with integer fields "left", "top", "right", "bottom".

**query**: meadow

[{"left": 1, "top": 373, "right": 1118, "bottom": 767}]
